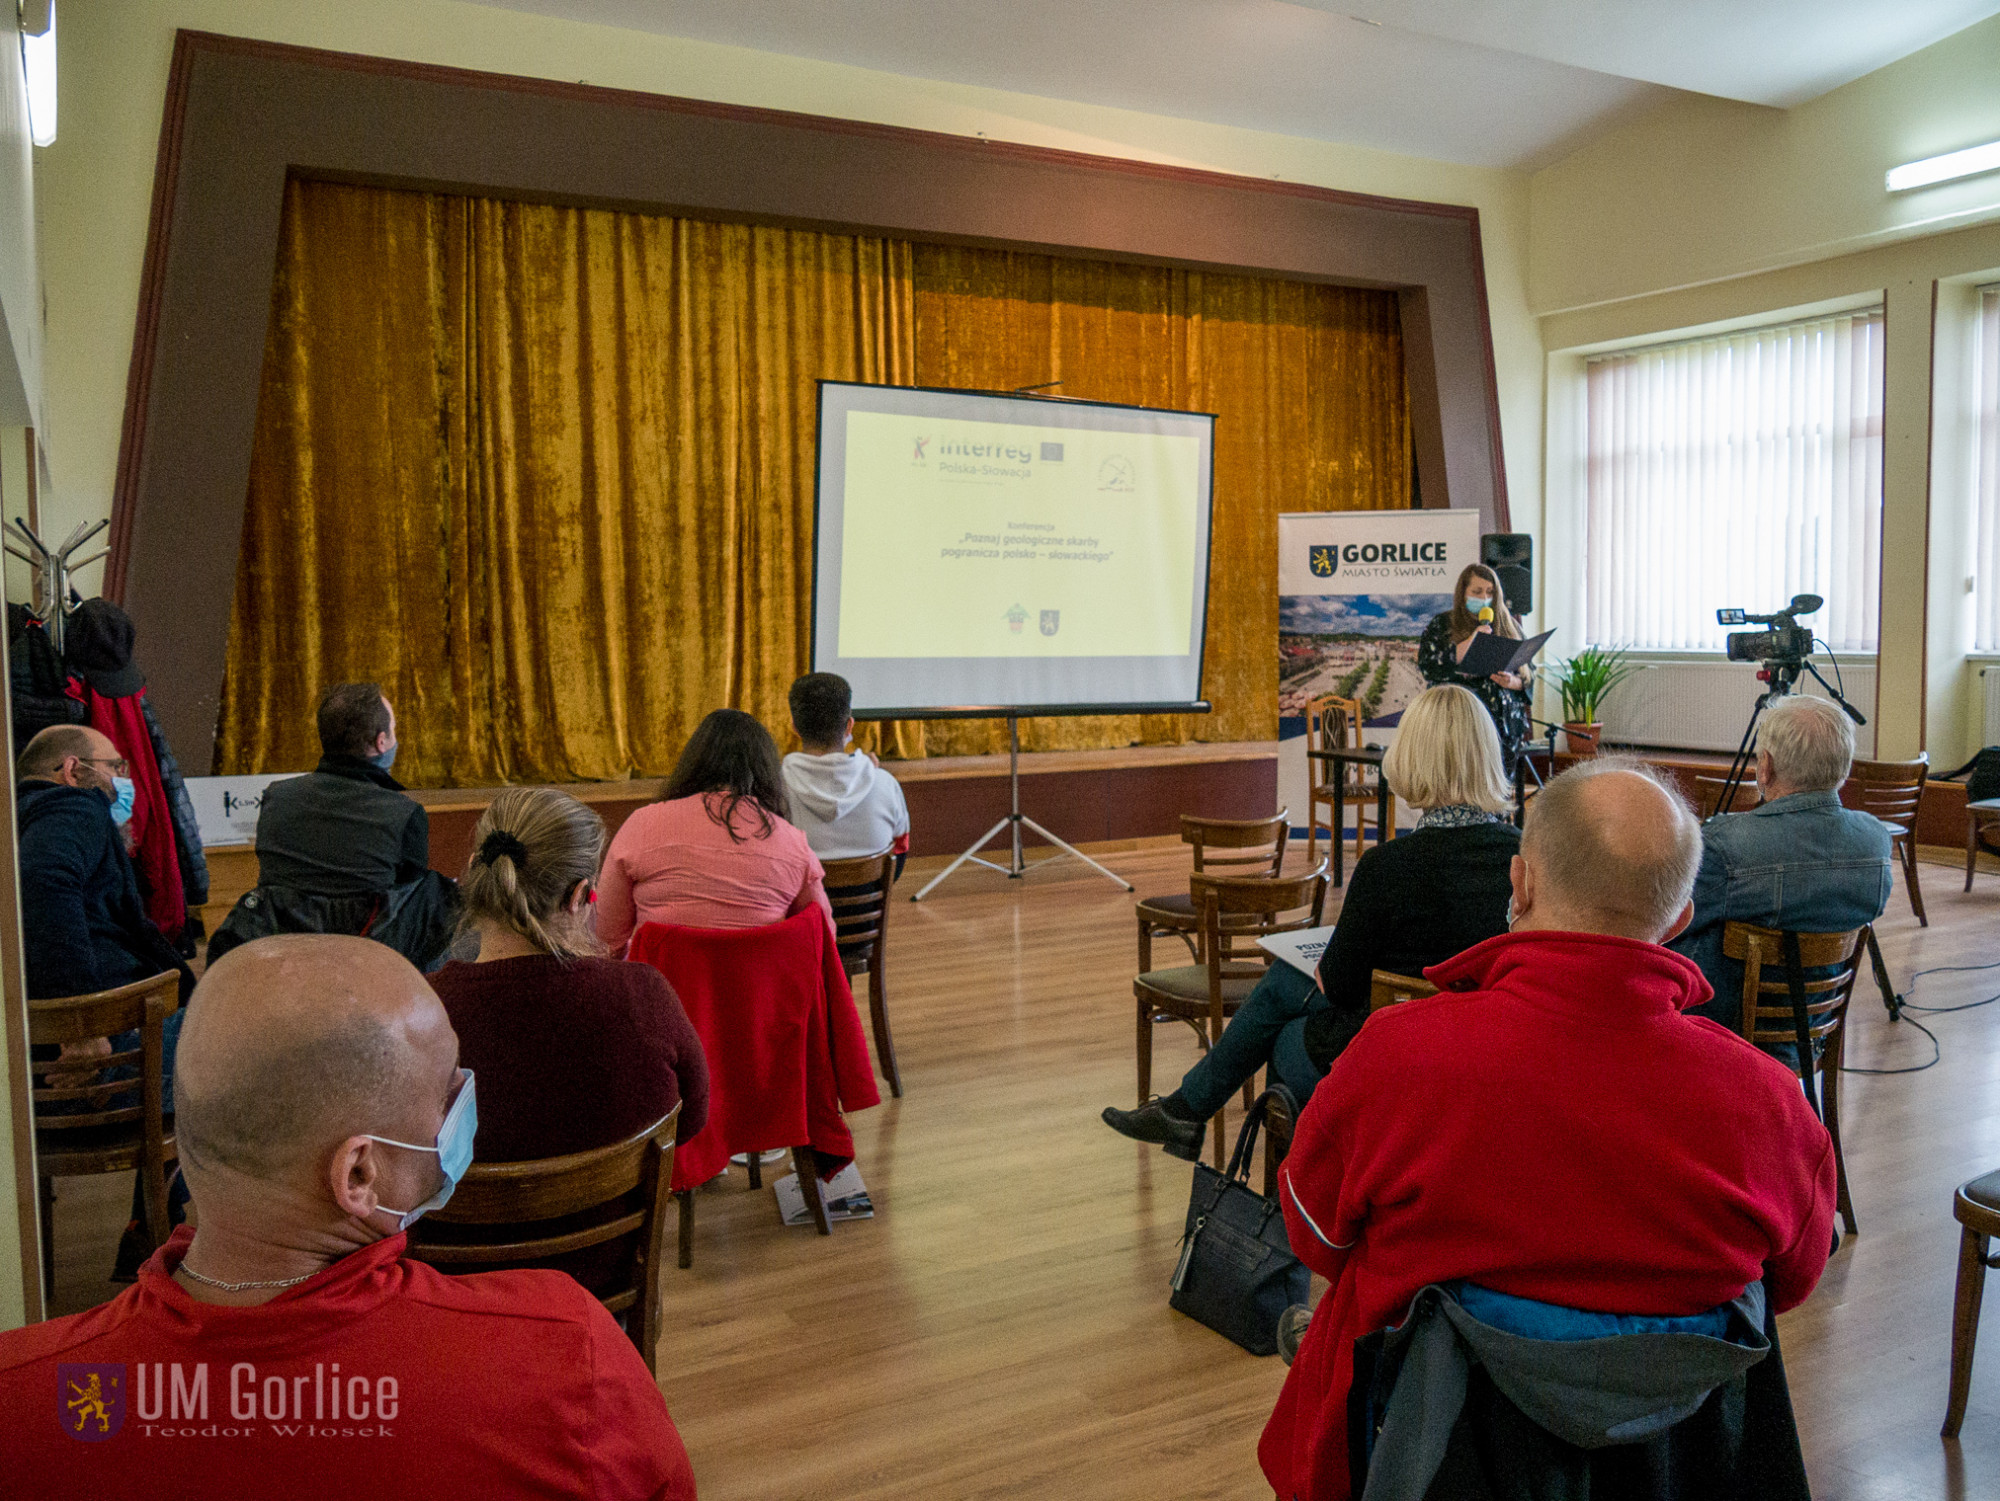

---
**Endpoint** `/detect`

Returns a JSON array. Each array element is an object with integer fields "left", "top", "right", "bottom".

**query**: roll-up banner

[{"left": 1277, "top": 509, "right": 1483, "bottom": 839}]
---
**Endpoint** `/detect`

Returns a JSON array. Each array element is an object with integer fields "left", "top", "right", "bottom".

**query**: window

[
  {"left": 1973, "top": 285, "right": 2000, "bottom": 651},
  {"left": 1585, "top": 308, "right": 1884, "bottom": 653}
]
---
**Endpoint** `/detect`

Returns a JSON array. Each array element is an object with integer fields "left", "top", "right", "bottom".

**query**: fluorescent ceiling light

[
  {"left": 1886, "top": 138, "right": 2000, "bottom": 193},
  {"left": 20, "top": 4, "right": 56, "bottom": 148}
]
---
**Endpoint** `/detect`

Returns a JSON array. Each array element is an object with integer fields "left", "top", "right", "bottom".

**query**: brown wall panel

[{"left": 113, "top": 32, "right": 1511, "bottom": 772}]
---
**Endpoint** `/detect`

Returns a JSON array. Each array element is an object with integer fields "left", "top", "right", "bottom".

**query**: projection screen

[{"left": 811, "top": 382, "right": 1216, "bottom": 717}]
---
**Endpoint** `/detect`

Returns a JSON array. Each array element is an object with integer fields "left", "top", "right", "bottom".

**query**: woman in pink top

[{"left": 598, "top": 709, "right": 834, "bottom": 952}]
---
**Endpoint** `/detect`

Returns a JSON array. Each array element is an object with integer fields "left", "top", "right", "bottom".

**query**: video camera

[{"left": 1716, "top": 593, "right": 1822, "bottom": 668}]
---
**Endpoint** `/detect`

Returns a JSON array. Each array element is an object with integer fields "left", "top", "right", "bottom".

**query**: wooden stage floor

[{"left": 42, "top": 842, "right": 2000, "bottom": 1499}]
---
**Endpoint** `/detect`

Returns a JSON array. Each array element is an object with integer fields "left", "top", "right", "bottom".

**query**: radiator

[
  {"left": 1984, "top": 665, "right": 2000, "bottom": 746},
  {"left": 1596, "top": 659, "right": 1878, "bottom": 757}
]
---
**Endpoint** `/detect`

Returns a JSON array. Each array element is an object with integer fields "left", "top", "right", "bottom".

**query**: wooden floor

[{"left": 42, "top": 842, "right": 2000, "bottom": 1499}]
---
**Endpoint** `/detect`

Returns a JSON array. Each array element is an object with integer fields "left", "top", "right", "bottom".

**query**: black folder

[{"left": 1458, "top": 627, "right": 1555, "bottom": 679}]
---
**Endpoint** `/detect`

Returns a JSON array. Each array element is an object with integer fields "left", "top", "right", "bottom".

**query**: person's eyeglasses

[{"left": 78, "top": 756, "right": 129, "bottom": 776}]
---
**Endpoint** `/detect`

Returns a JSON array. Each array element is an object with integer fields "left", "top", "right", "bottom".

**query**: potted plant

[{"left": 1551, "top": 646, "right": 1641, "bottom": 756}]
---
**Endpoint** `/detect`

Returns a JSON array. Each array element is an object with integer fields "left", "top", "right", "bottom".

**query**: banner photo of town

[{"left": 1276, "top": 508, "right": 1484, "bottom": 840}]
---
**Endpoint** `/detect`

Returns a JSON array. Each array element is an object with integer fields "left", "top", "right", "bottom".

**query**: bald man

[
  {"left": 1262, "top": 759, "right": 1835, "bottom": 1501},
  {"left": 0, "top": 936, "right": 696, "bottom": 1500},
  {"left": 16, "top": 724, "right": 188, "bottom": 1001}
]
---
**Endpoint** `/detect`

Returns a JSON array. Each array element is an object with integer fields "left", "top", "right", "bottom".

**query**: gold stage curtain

[{"left": 217, "top": 179, "right": 1406, "bottom": 784}]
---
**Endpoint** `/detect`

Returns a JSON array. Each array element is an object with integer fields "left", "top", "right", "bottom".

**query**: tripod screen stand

[{"left": 911, "top": 715, "right": 1137, "bottom": 901}]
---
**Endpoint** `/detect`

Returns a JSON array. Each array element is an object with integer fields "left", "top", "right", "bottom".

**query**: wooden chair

[
  {"left": 406, "top": 1105, "right": 680, "bottom": 1376},
  {"left": 1133, "top": 812, "right": 1289, "bottom": 973},
  {"left": 1964, "top": 798, "right": 2000, "bottom": 892},
  {"left": 1848, "top": 757, "right": 1928, "bottom": 926},
  {"left": 1943, "top": 1167, "right": 2000, "bottom": 1437},
  {"left": 821, "top": 849, "right": 902, "bottom": 1097},
  {"left": 1723, "top": 921, "right": 1868, "bottom": 1236},
  {"left": 29, "top": 972, "right": 181, "bottom": 1297},
  {"left": 1369, "top": 969, "right": 1438, "bottom": 1012},
  {"left": 1691, "top": 774, "right": 1760, "bottom": 821},
  {"left": 1132, "top": 863, "right": 1330, "bottom": 1167},
  {"left": 1306, "top": 694, "right": 1394, "bottom": 866}
]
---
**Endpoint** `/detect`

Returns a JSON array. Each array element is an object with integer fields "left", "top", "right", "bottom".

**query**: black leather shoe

[
  {"left": 1101, "top": 1099, "right": 1206, "bottom": 1161},
  {"left": 1277, "top": 1303, "right": 1313, "bottom": 1365}
]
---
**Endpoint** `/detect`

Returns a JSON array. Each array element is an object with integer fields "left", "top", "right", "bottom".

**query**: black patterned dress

[{"left": 1417, "top": 612, "right": 1532, "bottom": 776}]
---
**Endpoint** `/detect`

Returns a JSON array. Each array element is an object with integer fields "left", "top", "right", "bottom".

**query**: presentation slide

[{"left": 812, "top": 382, "right": 1215, "bottom": 715}]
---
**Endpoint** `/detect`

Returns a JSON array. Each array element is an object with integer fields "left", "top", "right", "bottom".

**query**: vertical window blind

[
  {"left": 1974, "top": 285, "right": 2000, "bottom": 651},
  {"left": 1585, "top": 308, "right": 1884, "bottom": 653}
]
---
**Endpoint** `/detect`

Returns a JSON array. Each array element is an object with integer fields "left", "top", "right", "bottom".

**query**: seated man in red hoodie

[
  {"left": 1263, "top": 758, "right": 1835, "bottom": 1501},
  {"left": 0, "top": 934, "right": 696, "bottom": 1500}
]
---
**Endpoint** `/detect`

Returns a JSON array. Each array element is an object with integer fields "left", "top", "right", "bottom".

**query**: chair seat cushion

[
  {"left": 1136, "top": 892, "right": 1198, "bottom": 923},
  {"left": 1135, "top": 966, "right": 1261, "bottom": 1007},
  {"left": 1961, "top": 1169, "right": 2000, "bottom": 1221}
]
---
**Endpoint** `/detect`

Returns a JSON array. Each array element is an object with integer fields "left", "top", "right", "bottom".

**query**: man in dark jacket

[
  {"left": 16, "top": 724, "right": 191, "bottom": 1001},
  {"left": 253, "top": 682, "right": 429, "bottom": 895},
  {"left": 212, "top": 683, "right": 455, "bottom": 970}
]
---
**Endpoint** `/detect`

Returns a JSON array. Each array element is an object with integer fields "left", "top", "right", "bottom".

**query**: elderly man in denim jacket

[{"left": 1671, "top": 694, "right": 1892, "bottom": 1044}]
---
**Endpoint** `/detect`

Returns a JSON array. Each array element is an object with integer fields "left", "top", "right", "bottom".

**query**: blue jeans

[{"left": 1177, "top": 964, "right": 1325, "bottom": 1119}]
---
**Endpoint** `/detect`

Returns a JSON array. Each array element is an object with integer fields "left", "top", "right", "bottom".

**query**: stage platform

[{"left": 194, "top": 741, "right": 1279, "bottom": 934}]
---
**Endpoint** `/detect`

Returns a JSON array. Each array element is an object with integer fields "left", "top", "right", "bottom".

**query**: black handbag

[{"left": 1168, "top": 1086, "right": 1310, "bottom": 1356}]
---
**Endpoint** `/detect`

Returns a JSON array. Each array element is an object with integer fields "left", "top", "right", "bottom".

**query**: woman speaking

[{"left": 1417, "top": 563, "right": 1532, "bottom": 776}]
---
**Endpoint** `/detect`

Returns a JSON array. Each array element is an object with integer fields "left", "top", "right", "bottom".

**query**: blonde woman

[
  {"left": 428, "top": 788, "right": 709, "bottom": 1174},
  {"left": 1102, "top": 685, "right": 1519, "bottom": 1159},
  {"left": 1417, "top": 562, "right": 1533, "bottom": 775}
]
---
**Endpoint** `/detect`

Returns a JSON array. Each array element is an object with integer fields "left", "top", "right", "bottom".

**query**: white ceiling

[{"left": 474, "top": 1, "right": 2000, "bottom": 171}]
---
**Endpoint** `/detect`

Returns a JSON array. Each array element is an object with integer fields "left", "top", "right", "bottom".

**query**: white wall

[
  {"left": 0, "top": 0, "right": 36, "bottom": 1339},
  {"left": 1530, "top": 12, "right": 2000, "bottom": 317},
  {"left": 36, "top": 0, "right": 1545, "bottom": 602},
  {"left": 1528, "top": 15, "right": 2000, "bottom": 763}
]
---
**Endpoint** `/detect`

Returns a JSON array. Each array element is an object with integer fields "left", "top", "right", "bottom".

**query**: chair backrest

[
  {"left": 28, "top": 972, "right": 181, "bottom": 1136},
  {"left": 1193, "top": 864, "right": 1331, "bottom": 986},
  {"left": 1690, "top": 774, "right": 1759, "bottom": 821},
  {"left": 628, "top": 911, "right": 879, "bottom": 1191},
  {"left": 407, "top": 1106, "right": 680, "bottom": 1373},
  {"left": 820, "top": 849, "right": 895, "bottom": 974},
  {"left": 1180, "top": 811, "right": 1289, "bottom": 879},
  {"left": 1847, "top": 757, "right": 1927, "bottom": 836},
  {"left": 1720, "top": 922, "right": 1867, "bottom": 1048},
  {"left": 1369, "top": 969, "right": 1439, "bottom": 1012}
]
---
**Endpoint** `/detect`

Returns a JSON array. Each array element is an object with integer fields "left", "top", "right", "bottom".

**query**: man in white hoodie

[{"left": 783, "top": 673, "right": 912, "bottom": 862}]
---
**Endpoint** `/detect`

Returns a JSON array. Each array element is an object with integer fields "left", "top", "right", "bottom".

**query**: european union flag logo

[{"left": 1309, "top": 546, "right": 1338, "bottom": 578}]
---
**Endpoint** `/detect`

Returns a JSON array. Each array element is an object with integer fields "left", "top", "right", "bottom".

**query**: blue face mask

[
  {"left": 369, "top": 741, "right": 398, "bottom": 772},
  {"left": 107, "top": 775, "right": 136, "bottom": 827},
  {"left": 366, "top": 1070, "right": 476, "bottom": 1232},
  {"left": 1466, "top": 594, "right": 1495, "bottom": 615}
]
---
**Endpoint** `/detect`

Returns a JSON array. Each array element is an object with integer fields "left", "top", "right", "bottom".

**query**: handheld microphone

[{"left": 1477, "top": 606, "right": 1494, "bottom": 625}]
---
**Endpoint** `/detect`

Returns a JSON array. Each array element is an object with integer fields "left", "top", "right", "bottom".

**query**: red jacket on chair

[{"left": 628, "top": 909, "right": 882, "bottom": 1191}]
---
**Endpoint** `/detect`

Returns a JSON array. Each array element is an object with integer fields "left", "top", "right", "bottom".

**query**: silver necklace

[{"left": 176, "top": 1260, "right": 319, "bottom": 1292}]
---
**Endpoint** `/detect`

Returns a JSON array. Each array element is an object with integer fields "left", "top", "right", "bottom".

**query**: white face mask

[{"left": 364, "top": 1071, "right": 477, "bottom": 1233}]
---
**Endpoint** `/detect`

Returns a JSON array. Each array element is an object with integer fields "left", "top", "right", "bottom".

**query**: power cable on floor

[{"left": 1840, "top": 957, "right": 2000, "bottom": 1076}]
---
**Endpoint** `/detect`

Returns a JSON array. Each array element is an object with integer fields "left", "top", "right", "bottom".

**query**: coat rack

[{"left": 4, "top": 517, "right": 109, "bottom": 653}]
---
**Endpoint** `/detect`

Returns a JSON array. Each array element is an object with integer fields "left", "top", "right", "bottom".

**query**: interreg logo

[
  {"left": 1309, "top": 546, "right": 1337, "bottom": 578},
  {"left": 912, "top": 436, "right": 929, "bottom": 462},
  {"left": 61, "top": 1364, "right": 126, "bottom": 1441}
]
